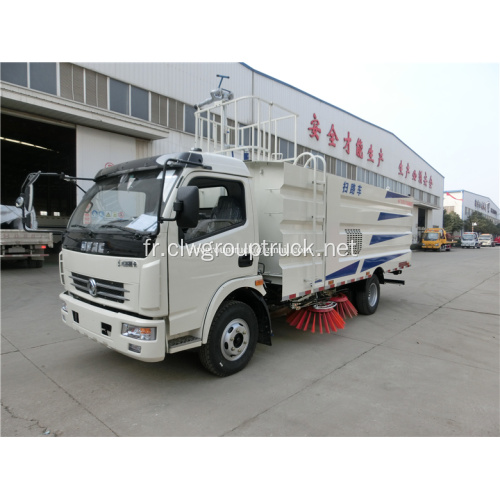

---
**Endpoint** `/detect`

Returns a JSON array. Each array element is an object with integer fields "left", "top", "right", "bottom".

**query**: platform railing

[{"left": 194, "top": 96, "right": 297, "bottom": 162}]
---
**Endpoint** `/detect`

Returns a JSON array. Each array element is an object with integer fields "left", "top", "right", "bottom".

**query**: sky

[{"left": 245, "top": 62, "right": 499, "bottom": 206}]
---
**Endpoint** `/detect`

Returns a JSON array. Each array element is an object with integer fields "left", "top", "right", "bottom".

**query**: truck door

[{"left": 167, "top": 174, "right": 257, "bottom": 335}]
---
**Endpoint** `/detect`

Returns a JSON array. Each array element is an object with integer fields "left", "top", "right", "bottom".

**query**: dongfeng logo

[{"left": 87, "top": 278, "right": 98, "bottom": 297}]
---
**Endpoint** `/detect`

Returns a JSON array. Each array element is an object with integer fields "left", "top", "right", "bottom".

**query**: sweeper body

[{"left": 17, "top": 149, "right": 412, "bottom": 376}]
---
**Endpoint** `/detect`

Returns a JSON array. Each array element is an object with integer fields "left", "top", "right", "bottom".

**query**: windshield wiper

[
  {"left": 68, "top": 224, "right": 95, "bottom": 237},
  {"left": 97, "top": 223, "right": 150, "bottom": 238}
]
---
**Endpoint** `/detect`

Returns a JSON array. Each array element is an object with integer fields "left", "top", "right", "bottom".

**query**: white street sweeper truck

[{"left": 16, "top": 96, "right": 412, "bottom": 376}]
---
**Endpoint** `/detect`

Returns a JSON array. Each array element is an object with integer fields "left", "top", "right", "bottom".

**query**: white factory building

[
  {"left": 444, "top": 190, "right": 500, "bottom": 226},
  {"left": 1, "top": 62, "right": 445, "bottom": 242}
]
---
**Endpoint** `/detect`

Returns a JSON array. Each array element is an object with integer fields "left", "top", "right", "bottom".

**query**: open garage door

[{"left": 1, "top": 113, "right": 76, "bottom": 229}]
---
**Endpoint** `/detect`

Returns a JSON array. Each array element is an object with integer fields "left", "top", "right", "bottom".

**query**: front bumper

[{"left": 60, "top": 292, "right": 166, "bottom": 362}]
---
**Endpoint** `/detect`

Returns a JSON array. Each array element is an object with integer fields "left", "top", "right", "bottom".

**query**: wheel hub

[
  {"left": 368, "top": 282, "right": 378, "bottom": 307},
  {"left": 221, "top": 319, "right": 249, "bottom": 361}
]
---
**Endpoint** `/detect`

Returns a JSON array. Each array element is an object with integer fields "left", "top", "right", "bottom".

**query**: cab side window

[{"left": 183, "top": 178, "right": 245, "bottom": 243}]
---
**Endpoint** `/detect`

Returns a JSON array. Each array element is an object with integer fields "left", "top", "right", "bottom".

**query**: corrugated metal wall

[{"left": 79, "top": 62, "right": 254, "bottom": 109}]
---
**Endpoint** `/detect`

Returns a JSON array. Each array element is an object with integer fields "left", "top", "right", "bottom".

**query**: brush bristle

[
  {"left": 331, "top": 293, "right": 358, "bottom": 319},
  {"left": 286, "top": 302, "right": 346, "bottom": 333}
]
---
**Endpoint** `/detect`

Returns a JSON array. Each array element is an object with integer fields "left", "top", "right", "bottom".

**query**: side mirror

[
  {"left": 15, "top": 184, "right": 36, "bottom": 230},
  {"left": 15, "top": 182, "right": 34, "bottom": 212},
  {"left": 175, "top": 186, "right": 199, "bottom": 228}
]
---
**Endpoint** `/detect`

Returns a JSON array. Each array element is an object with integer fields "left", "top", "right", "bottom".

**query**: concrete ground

[{"left": 1, "top": 246, "right": 499, "bottom": 437}]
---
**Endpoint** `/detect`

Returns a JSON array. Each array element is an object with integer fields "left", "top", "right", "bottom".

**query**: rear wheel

[
  {"left": 355, "top": 275, "right": 380, "bottom": 315},
  {"left": 199, "top": 300, "right": 258, "bottom": 377}
]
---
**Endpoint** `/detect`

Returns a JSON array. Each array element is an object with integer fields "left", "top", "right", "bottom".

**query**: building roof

[{"left": 240, "top": 62, "right": 444, "bottom": 179}]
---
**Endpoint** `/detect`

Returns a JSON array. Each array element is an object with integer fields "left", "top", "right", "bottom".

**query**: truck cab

[
  {"left": 478, "top": 234, "right": 494, "bottom": 247},
  {"left": 53, "top": 151, "right": 270, "bottom": 373},
  {"left": 461, "top": 232, "right": 480, "bottom": 249},
  {"left": 421, "top": 227, "right": 451, "bottom": 252}
]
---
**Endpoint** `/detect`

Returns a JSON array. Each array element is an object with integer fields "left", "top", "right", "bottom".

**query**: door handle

[{"left": 238, "top": 253, "right": 253, "bottom": 267}]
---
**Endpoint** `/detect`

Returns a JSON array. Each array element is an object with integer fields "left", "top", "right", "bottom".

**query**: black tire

[
  {"left": 199, "top": 300, "right": 258, "bottom": 377},
  {"left": 355, "top": 274, "right": 380, "bottom": 315}
]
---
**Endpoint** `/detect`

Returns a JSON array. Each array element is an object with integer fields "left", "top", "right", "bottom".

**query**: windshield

[
  {"left": 63, "top": 168, "right": 178, "bottom": 258},
  {"left": 479, "top": 235, "right": 490, "bottom": 240},
  {"left": 423, "top": 233, "right": 439, "bottom": 241},
  {"left": 68, "top": 169, "right": 177, "bottom": 234},
  {"left": 462, "top": 234, "right": 475, "bottom": 240}
]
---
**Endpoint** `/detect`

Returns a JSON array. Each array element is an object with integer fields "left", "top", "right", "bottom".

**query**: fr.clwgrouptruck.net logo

[{"left": 144, "top": 239, "right": 358, "bottom": 262}]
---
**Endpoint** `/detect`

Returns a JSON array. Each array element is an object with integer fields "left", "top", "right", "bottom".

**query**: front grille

[{"left": 70, "top": 272, "right": 129, "bottom": 303}]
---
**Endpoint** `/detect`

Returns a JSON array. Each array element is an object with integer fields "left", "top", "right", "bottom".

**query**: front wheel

[
  {"left": 199, "top": 300, "right": 258, "bottom": 377},
  {"left": 355, "top": 274, "right": 380, "bottom": 315}
]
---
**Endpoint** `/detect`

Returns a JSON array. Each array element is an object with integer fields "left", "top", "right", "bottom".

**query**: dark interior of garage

[{"left": 1, "top": 113, "right": 76, "bottom": 226}]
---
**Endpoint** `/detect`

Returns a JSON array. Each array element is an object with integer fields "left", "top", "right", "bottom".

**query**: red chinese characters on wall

[
  {"left": 377, "top": 148, "right": 384, "bottom": 167},
  {"left": 343, "top": 131, "right": 351, "bottom": 154},
  {"left": 367, "top": 145, "right": 374, "bottom": 163},
  {"left": 307, "top": 114, "right": 434, "bottom": 191},
  {"left": 308, "top": 114, "right": 321, "bottom": 140},
  {"left": 395, "top": 159, "right": 434, "bottom": 190},
  {"left": 327, "top": 124, "right": 339, "bottom": 146},
  {"left": 356, "top": 138, "right": 363, "bottom": 159}
]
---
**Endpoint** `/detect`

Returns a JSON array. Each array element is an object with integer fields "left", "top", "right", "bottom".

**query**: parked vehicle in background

[
  {"left": 478, "top": 234, "right": 495, "bottom": 247},
  {"left": 494, "top": 236, "right": 500, "bottom": 246},
  {"left": 421, "top": 227, "right": 452, "bottom": 252},
  {"left": 1, "top": 205, "right": 53, "bottom": 267},
  {"left": 461, "top": 232, "right": 480, "bottom": 249}
]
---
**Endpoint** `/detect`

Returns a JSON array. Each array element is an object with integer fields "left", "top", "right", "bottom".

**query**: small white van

[{"left": 478, "top": 234, "right": 494, "bottom": 247}]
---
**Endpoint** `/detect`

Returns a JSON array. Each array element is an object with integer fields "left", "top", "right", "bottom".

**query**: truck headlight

[{"left": 121, "top": 323, "right": 157, "bottom": 341}]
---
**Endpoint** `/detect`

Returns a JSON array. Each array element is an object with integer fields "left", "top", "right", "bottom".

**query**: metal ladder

[{"left": 293, "top": 153, "right": 327, "bottom": 292}]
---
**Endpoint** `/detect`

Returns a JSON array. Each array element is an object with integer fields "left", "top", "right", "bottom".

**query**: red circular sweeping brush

[
  {"left": 286, "top": 301, "right": 345, "bottom": 333},
  {"left": 331, "top": 293, "right": 358, "bottom": 319}
]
